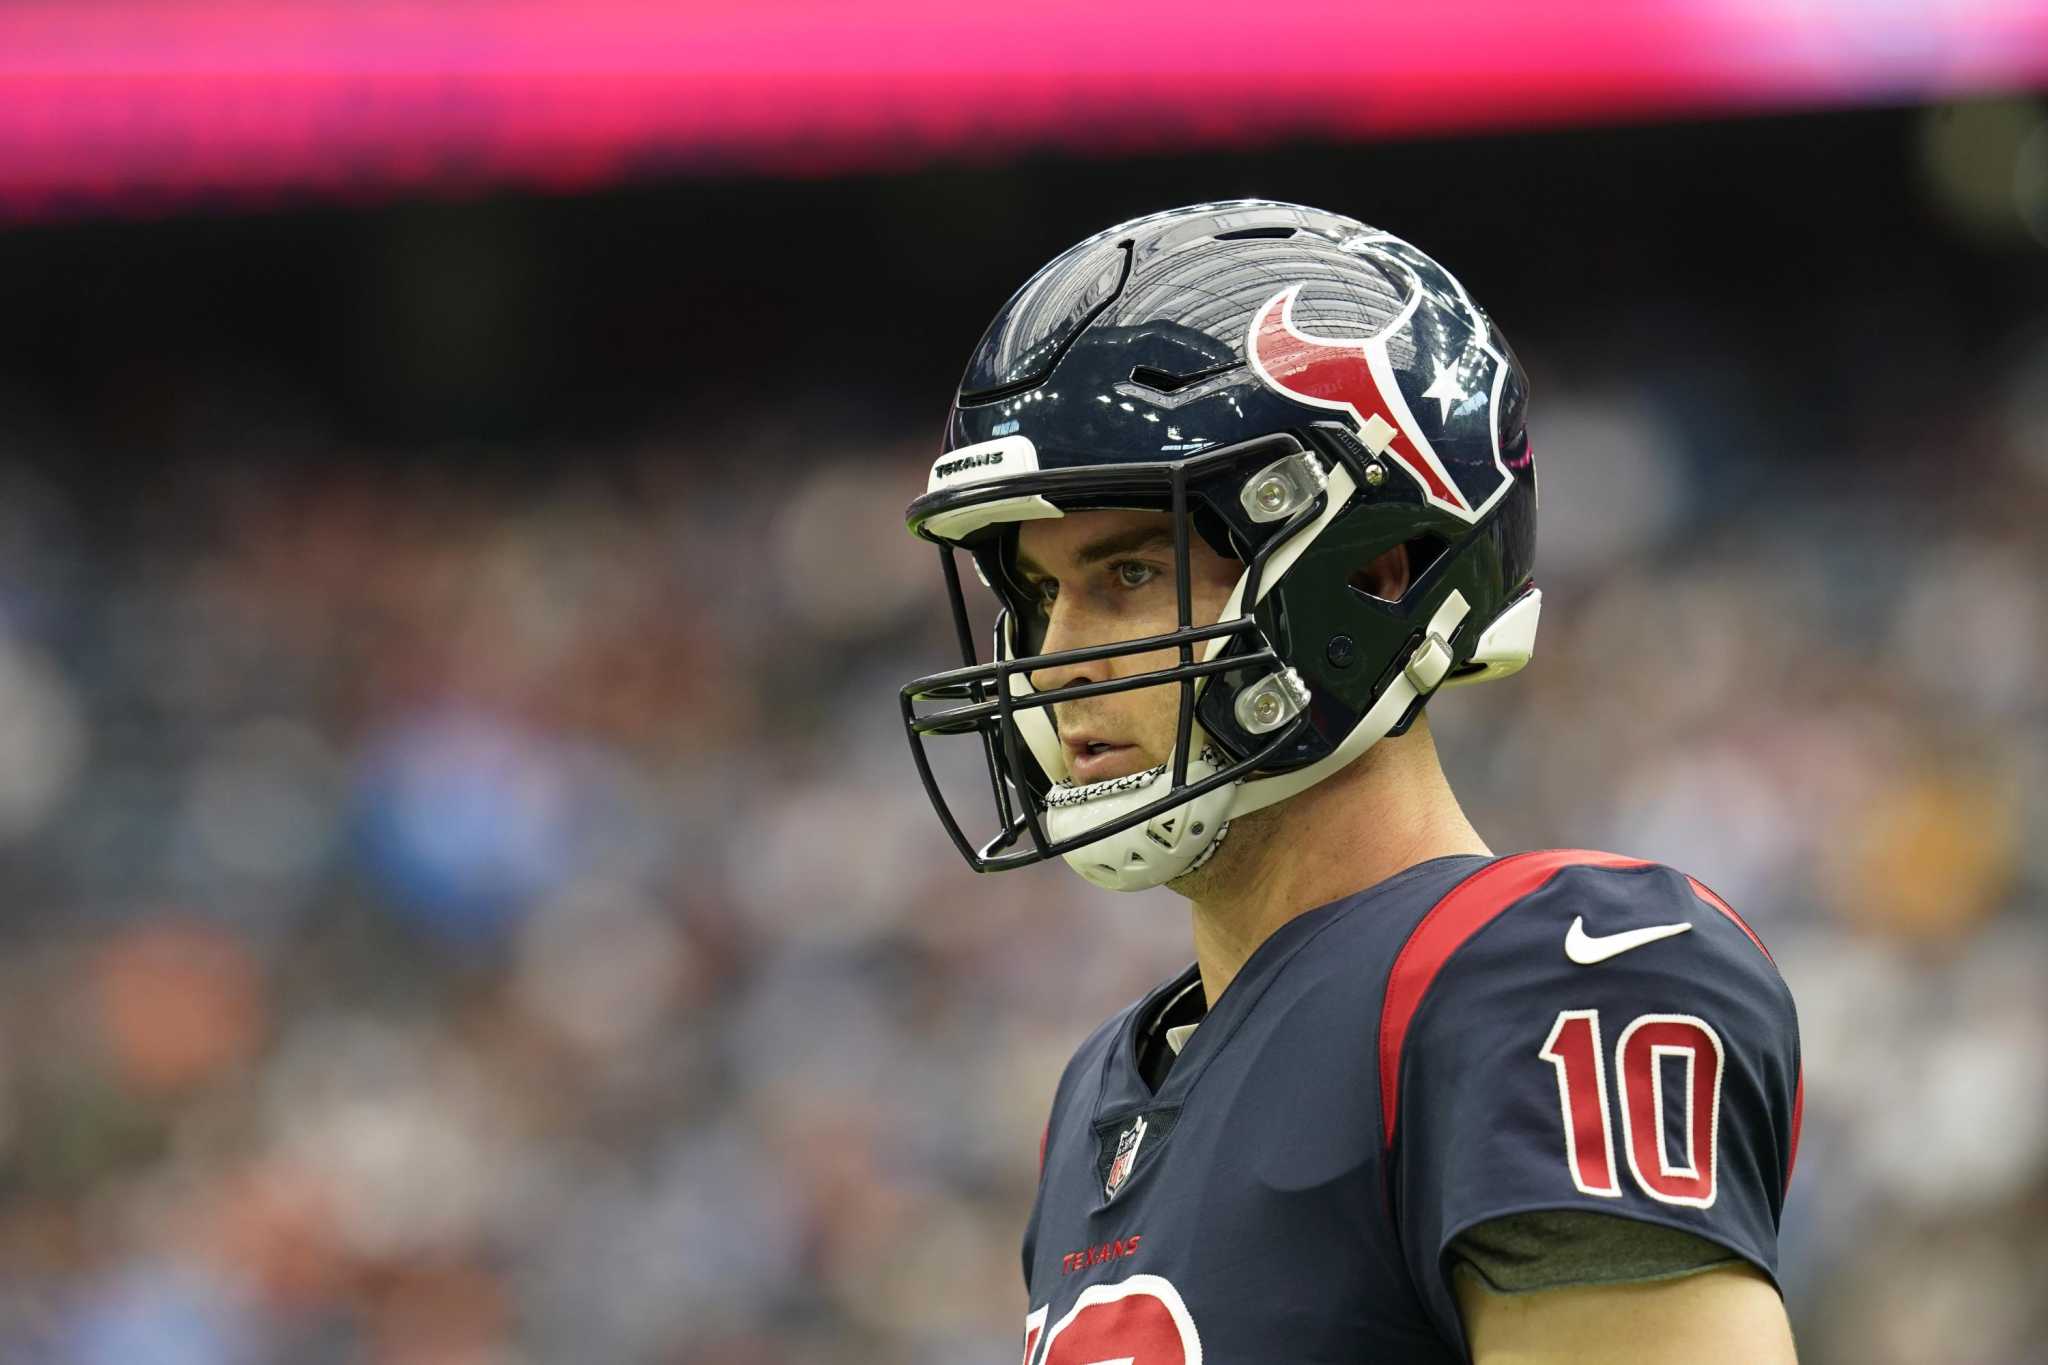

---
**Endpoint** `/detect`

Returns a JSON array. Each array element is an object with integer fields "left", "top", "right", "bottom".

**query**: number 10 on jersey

[{"left": 1539, "top": 1009, "right": 1725, "bottom": 1208}]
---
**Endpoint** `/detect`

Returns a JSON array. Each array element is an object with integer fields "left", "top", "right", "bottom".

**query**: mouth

[{"left": 1063, "top": 737, "right": 1149, "bottom": 784}]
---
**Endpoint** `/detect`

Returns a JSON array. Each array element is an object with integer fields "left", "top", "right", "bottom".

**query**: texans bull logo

[{"left": 1246, "top": 282, "right": 1502, "bottom": 523}]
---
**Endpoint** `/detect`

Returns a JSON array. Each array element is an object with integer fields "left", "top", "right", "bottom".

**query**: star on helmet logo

[{"left": 1421, "top": 360, "right": 1469, "bottom": 424}]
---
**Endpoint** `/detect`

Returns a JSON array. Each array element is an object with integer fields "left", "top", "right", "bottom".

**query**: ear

[{"left": 1349, "top": 542, "right": 1412, "bottom": 603}]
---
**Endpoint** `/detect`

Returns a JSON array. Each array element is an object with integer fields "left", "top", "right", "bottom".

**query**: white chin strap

[{"left": 1045, "top": 586, "right": 1496, "bottom": 893}]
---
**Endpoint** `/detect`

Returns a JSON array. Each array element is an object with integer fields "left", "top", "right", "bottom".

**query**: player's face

[{"left": 1013, "top": 509, "right": 1243, "bottom": 785}]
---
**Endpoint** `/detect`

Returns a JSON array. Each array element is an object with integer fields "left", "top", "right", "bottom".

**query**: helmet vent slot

[
  {"left": 959, "top": 240, "right": 1135, "bottom": 405},
  {"left": 1128, "top": 361, "right": 1243, "bottom": 394},
  {"left": 1214, "top": 226, "right": 1297, "bottom": 240}
]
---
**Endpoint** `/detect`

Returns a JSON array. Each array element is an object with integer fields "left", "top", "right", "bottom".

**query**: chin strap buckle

[
  {"left": 1404, "top": 634, "right": 1455, "bottom": 692},
  {"left": 1403, "top": 590, "right": 1469, "bottom": 694}
]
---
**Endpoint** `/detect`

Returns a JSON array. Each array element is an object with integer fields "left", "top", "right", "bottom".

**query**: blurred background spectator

[{"left": 1, "top": 4, "right": 2046, "bottom": 1362}]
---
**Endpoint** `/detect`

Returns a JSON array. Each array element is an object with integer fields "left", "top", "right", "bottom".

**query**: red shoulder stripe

[
  {"left": 1379, "top": 849, "right": 1649, "bottom": 1151},
  {"left": 1787, "top": 1067, "right": 1804, "bottom": 1192},
  {"left": 1683, "top": 875, "right": 1775, "bottom": 965},
  {"left": 1683, "top": 876, "right": 1800, "bottom": 1191}
]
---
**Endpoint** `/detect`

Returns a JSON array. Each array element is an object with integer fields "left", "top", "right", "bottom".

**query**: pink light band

[{"left": 2, "top": 1, "right": 2043, "bottom": 218}]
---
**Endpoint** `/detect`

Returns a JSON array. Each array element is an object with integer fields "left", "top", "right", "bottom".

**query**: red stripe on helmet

[{"left": 1248, "top": 287, "right": 1467, "bottom": 511}]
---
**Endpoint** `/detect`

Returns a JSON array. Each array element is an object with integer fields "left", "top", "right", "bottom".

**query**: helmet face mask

[
  {"left": 900, "top": 201, "right": 1542, "bottom": 891},
  {"left": 901, "top": 433, "right": 1329, "bottom": 880}
]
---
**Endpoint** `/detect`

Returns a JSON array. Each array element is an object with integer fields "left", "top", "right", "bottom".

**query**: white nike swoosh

[{"left": 1564, "top": 916, "right": 1693, "bottom": 965}]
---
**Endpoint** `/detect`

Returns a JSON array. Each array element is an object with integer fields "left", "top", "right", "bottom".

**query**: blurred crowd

[{"left": 0, "top": 296, "right": 2043, "bottom": 1365}]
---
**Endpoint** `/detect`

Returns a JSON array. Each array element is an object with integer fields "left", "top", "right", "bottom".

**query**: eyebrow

[{"left": 1012, "top": 525, "right": 1177, "bottom": 578}]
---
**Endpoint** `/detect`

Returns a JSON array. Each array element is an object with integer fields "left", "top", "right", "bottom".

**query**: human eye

[
  {"left": 1111, "top": 560, "right": 1160, "bottom": 589},
  {"left": 1024, "top": 576, "right": 1058, "bottom": 612}
]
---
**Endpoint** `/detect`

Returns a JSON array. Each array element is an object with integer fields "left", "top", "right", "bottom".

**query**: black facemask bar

[{"left": 900, "top": 436, "right": 1338, "bottom": 874}]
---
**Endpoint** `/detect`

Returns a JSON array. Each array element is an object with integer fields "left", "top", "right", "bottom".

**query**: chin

[{"left": 1109, "top": 750, "right": 1164, "bottom": 781}]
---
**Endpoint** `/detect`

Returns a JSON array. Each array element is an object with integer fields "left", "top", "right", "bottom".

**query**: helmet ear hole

[{"left": 1347, "top": 533, "right": 1450, "bottom": 604}]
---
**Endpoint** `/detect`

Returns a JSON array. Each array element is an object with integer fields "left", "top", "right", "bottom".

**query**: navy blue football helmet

[{"left": 901, "top": 201, "right": 1539, "bottom": 890}]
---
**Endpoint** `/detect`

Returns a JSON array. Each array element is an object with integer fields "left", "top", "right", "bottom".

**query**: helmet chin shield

[{"left": 1043, "top": 743, "right": 1240, "bottom": 891}]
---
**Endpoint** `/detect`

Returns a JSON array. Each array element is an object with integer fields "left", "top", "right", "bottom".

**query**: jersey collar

[{"left": 1099, "top": 854, "right": 1495, "bottom": 1119}]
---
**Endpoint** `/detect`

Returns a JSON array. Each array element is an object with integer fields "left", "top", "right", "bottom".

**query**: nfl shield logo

[{"left": 1104, "top": 1114, "right": 1149, "bottom": 1200}]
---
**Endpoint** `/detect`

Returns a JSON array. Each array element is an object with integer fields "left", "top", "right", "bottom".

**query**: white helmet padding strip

[
  {"left": 924, "top": 493, "right": 1063, "bottom": 543},
  {"left": 1202, "top": 463, "right": 1359, "bottom": 663},
  {"left": 998, "top": 612, "right": 1072, "bottom": 785},
  {"left": 922, "top": 435, "right": 1066, "bottom": 542}
]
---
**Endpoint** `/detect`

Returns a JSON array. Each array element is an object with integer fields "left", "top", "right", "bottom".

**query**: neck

[{"left": 1177, "top": 716, "right": 1490, "bottom": 1008}]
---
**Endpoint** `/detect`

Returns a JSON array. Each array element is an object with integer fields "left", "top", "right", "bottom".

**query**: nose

[{"left": 1027, "top": 595, "right": 1103, "bottom": 696}]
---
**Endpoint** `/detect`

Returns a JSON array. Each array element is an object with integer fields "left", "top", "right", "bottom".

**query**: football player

[{"left": 899, "top": 202, "right": 1802, "bottom": 1364}]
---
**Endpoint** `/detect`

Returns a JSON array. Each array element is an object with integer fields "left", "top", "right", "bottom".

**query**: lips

[{"left": 1063, "top": 735, "right": 1149, "bottom": 784}]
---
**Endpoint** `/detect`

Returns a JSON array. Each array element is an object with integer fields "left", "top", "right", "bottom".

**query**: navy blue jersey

[{"left": 1020, "top": 850, "right": 1803, "bottom": 1364}]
